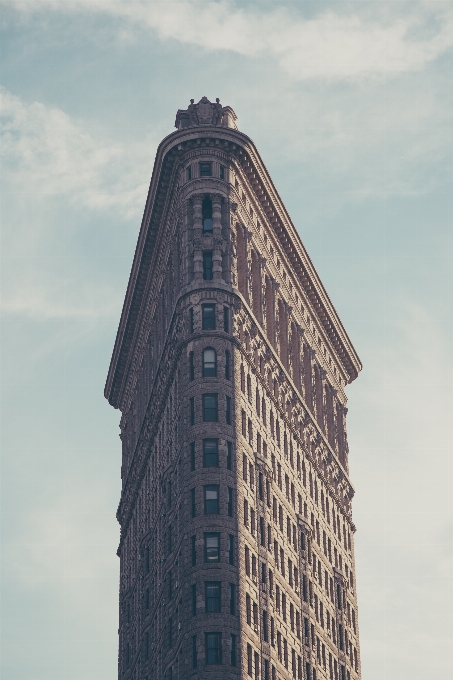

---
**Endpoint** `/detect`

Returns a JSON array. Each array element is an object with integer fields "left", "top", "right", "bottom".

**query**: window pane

[
  {"left": 205, "top": 485, "right": 219, "bottom": 514},
  {"left": 203, "top": 348, "right": 216, "bottom": 376},
  {"left": 205, "top": 533, "right": 220, "bottom": 562},
  {"left": 202, "top": 304, "right": 216, "bottom": 330},
  {"left": 203, "top": 439, "right": 218, "bottom": 467},
  {"left": 203, "top": 251, "right": 213, "bottom": 280},
  {"left": 200, "top": 163, "right": 212, "bottom": 178},
  {"left": 206, "top": 632, "right": 222, "bottom": 664},
  {"left": 205, "top": 581, "right": 221, "bottom": 612},
  {"left": 203, "top": 393, "right": 218, "bottom": 421}
]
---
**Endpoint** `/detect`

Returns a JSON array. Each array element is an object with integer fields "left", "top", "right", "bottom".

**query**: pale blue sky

[{"left": 1, "top": 1, "right": 452, "bottom": 679}]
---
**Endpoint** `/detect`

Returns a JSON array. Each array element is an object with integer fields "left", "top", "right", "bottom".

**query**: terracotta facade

[{"left": 105, "top": 97, "right": 362, "bottom": 680}]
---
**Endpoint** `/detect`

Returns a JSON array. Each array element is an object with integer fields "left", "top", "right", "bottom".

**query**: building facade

[{"left": 105, "top": 97, "right": 362, "bottom": 680}]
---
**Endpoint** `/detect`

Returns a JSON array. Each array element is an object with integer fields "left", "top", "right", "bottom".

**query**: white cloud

[
  {"left": 0, "top": 86, "right": 153, "bottom": 218},
  {"left": 4, "top": 0, "right": 453, "bottom": 81}
]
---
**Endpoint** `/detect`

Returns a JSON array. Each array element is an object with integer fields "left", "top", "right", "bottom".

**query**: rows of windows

[
  {"left": 189, "top": 304, "right": 230, "bottom": 333},
  {"left": 240, "top": 362, "right": 353, "bottom": 557},
  {"left": 240, "top": 420, "right": 353, "bottom": 587},
  {"left": 190, "top": 532, "right": 235, "bottom": 565},
  {"left": 189, "top": 347, "right": 231, "bottom": 380}
]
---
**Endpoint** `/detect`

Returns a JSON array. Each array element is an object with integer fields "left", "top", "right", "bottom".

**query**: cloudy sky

[{"left": 1, "top": 1, "right": 452, "bottom": 679}]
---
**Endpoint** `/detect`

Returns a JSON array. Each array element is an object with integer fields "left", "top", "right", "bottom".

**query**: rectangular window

[
  {"left": 203, "top": 438, "right": 219, "bottom": 466},
  {"left": 191, "top": 535, "right": 196, "bottom": 566},
  {"left": 202, "top": 393, "right": 218, "bottom": 421},
  {"left": 244, "top": 499, "right": 249, "bottom": 527},
  {"left": 245, "top": 545, "right": 250, "bottom": 575},
  {"left": 226, "top": 395, "right": 231, "bottom": 424},
  {"left": 228, "top": 534, "right": 234, "bottom": 565},
  {"left": 189, "top": 351, "right": 195, "bottom": 380},
  {"left": 191, "top": 488, "right": 196, "bottom": 518},
  {"left": 190, "top": 441, "right": 195, "bottom": 471},
  {"left": 203, "top": 251, "right": 213, "bottom": 280},
  {"left": 189, "top": 307, "right": 194, "bottom": 333},
  {"left": 227, "top": 441, "right": 232, "bottom": 470},
  {"left": 190, "top": 396, "right": 195, "bottom": 425},
  {"left": 168, "top": 617, "right": 173, "bottom": 648},
  {"left": 205, "top": 532, "right": 220, "bottom": 562},
  {"left": 264, "top": 659, "right": 270, "bottom": 680},
  {"left": 205, "top": 632, "right": 222, "bottom": 664},
  {"left": 228, "top": 487, "right": 233, "bottom": 517},
  {"left": 220, "top": 164, "right": 225, "bottom": 180},
  {"left": 204, "top": 485, "right": 219, "bottom": 514},
  {"left": 191, "top": 584, "right": 197, "bottom": 616},
  {"left": 247, "top": 643, "right": 253, "bottom": 676},
  {"left": 263, "top": 609, "right": 268, "bottom": 641},
  {"left": 255, "top": 651, "right": 260, "bottom": 679},
  {"left": 187, "top": 165, "right": 192, "bottom": 181},
  {"left": 200, "top": 162, "right": 212, "bottom": 177},
  {"left": 202, "top": 304, "right": 216, "bottom": 330},
  {"left": 225, "top": 349, "right": 230, "bottom": 379},
  {"left": 229, "top": 583, "right": 236, "bottom": 614},
  {"left": 231, "top": 633, "right": 237, "bottom": 666},
  {"left": 205, "top": 581, "right": 221, "bottom": 612},
  {"left": 192, "top": 634, "right": 197, "bottom": 668},
  {"left": 223, "top": 306, "right": 229, "bottom": 332}
]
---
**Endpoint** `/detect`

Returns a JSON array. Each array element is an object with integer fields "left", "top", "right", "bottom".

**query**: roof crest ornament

[{"left": 175, "top": 97, "right": 238, "bottom": 130}]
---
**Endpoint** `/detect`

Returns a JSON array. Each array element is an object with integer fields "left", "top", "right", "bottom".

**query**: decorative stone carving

[{"left": 174, "top": 97, "right": 238, "bottom": 129}]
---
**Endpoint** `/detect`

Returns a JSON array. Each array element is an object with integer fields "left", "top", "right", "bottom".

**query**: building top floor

[{"left": 105, "top": 98, "right": 361, "bottom": 412}]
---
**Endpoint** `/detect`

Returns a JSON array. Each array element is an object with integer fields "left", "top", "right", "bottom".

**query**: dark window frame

[
  {"left": 205, "top": 581, "right": 221, "bottom": 613},
  {"left": 205, "top": 631, "right": 222, "bottom": 665},
  {"left": 203, "top": 251, "right": 214, "bottom": 280},
  {"left": 202, "top": 393, "right": 218, "bottom": 421},
  {"left": 202, "top": 304, "right": 216, "bottom": 330},
  {"left": 202, "top": 347, "right": 217, "bottom": 377},
  {"left": 200, "top": 162, "right": 213, "bottom": 178},
  {"left": 204, "top": 532, "right": 221, "bottom": 563},
  {"left": 203, "top": 438, "right": 219, "bottom": 467},
  {"left": 204, "top": 484, "right": 220, "bottom": 514}
]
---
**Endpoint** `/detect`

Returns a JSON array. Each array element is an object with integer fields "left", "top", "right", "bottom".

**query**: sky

[{"left": 0, "top": 1, "right": 452, "bottom": 679}]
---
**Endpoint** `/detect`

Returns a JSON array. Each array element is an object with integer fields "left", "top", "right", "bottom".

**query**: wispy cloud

[
  {"left": 4, "top": 0, "right": 452, "bottom": 82},
  {"left": 0, "top": 86, "right": 154, "bottom": 218}
]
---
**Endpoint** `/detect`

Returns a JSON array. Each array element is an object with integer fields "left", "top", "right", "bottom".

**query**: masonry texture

[{"left": 105, "top": 97, "right": 363, "bottom": 680}]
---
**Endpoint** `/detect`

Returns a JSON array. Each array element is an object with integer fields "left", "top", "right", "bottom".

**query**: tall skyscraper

[{"left": 105, "top": 97, "right": 362, "bottom": 680}]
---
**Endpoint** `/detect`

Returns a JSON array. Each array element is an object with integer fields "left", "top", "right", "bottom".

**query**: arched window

[
  {"left": 202, "top": 348, "right": 217, "bottom": 377},
  {"left": 202, "top": 197, "right": 213, "bottom": 232}
]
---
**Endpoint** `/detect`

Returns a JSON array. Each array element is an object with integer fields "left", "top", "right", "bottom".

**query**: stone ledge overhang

[{"left": 105, "top": 124, "right": 361, "bottom": 410}]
